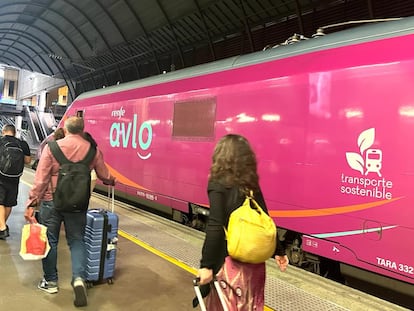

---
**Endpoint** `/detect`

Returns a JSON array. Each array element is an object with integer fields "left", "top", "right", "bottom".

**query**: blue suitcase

[{"left": 85, "top": 187, "right": 118, "bottom": 284}]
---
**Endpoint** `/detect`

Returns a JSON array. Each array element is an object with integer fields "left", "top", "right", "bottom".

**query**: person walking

[
  {"left": 24, "top": 116, "right": 116, "bottom": 307},
  {"left": 0, "top": 124, "right": 31, "bottom": 239},
  {"left": 197, "top": 134, "right": 289, "bottom": 310},
  {"left": 32, "top": 127, "right": 65, "bottom": 170}
]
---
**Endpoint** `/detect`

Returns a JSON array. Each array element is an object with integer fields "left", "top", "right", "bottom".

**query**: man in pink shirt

[{"left": 25, "top": 116, "right": 115, "bottom": 308}]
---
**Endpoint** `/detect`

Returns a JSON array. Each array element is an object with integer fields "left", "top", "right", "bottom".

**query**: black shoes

[
  {"left": 0, "top": 225, "right": 9, "bottom": 240},
  {"left": 38, "top": 278, "right": 59, "bottom": 294}
]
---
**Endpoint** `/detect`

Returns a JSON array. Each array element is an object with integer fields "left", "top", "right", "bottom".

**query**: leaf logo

[
  {"left": 346, "top": 152, "right": 364, "bottom": 175},
  {"left": 357, "top": 128, "right": 375, "bottom": 155},
  {"left": 346, "top": 128, "right": 378, "bottom": 175}
]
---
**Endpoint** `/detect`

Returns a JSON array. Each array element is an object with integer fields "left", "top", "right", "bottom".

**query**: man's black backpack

[
  {"left": 0, "top": 137, "right": 25, "bottom": 178},
  {"left": 48, "top": 141, "right": 96, "bottom": 212}
]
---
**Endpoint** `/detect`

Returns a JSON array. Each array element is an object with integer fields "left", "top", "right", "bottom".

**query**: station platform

[{"left": 0, "top": 168, "right": 411, "bottom": 311}]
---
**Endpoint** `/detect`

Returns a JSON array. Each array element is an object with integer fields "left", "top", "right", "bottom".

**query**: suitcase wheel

[{"left": 107, "top": 278, "right": 114, "bottom": 285}]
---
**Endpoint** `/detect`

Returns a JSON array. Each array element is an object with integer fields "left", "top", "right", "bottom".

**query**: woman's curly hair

[
  {"left": 209, "top": 134, "right": 259, "bottom": 192},
  {"left": 53, "top": 128, "right": 65, "bottom": 140}
]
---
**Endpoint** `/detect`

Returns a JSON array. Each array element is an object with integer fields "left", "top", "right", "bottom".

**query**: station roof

[{"left": 0, "top": 0, "right": 413, "bottom": 101}]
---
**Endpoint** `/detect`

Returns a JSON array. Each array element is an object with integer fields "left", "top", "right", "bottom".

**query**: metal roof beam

[
  {"left": 0, "top": 47, "right": 35, "bottom": 72},
  {"left": 0, "top": 11, "right": 85, "bottom": 89},
  {"left": 238, "top": 0, "right": 255, "bottom": 52},
  {"left": 124, "top": 0, "right": 161, "bottom": 75},
  {"left": 90, "top": 0, "right": 126, "bottom": 83},
  {"left": 0, "top": 43, "right": 37, "bottom": 72},
  {"left": 0, "top": 10, "right": 83, "bottom": 61},
  {"left": 294, "top": 0, "right": 304, "bottom": 34},
  {"left": 0, "top": 28, "right": 76, "bottom": 101},
  {"left": 155, "top": 0, "right": 185, "bottom": 68},
  {"left": 0, "top": 55, "right": 22, "bottom": 69}
]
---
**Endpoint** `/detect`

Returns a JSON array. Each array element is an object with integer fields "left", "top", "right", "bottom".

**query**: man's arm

[
  {"left": 92, "top": 149, "right": 115, "bottom": 185},
  {"left": 24, "top": 155, "right": 31, "bottom": 164},
  {"left": 21, "top": 140, "right": 32, "bottom": 164},
  {"left": 28, "top": 146, "right": 53, "bottom": 201}
]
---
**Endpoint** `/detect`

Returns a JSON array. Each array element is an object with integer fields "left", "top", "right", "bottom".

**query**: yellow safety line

[
  {"left": 118, "top": 229, "right": 274, "bottom": 311},
  {"left": 118, "top": 229, "right": 197, "bottom": 275}
]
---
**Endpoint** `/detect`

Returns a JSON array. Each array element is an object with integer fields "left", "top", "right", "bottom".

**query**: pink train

[{"left": 61, "top": 17, "right": 414, "bottom": 302}]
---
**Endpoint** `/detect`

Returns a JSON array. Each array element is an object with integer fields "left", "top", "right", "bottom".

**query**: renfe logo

[
  {"left": 340, "top": 128, "right": 393, "bottom": 200},
  {"left": 111, "top": 106, "right": 125, "bottom": 119},
  {"left": 109, "top": 111, "right": 153, "bottom": 160}
]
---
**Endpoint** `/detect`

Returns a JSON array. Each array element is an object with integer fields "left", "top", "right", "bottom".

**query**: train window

[{"left": 172, "top": 98, "right": 216, "bottom": 139}]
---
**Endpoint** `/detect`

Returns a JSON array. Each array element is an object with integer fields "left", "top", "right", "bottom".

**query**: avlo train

[{"left": 58, "top": 16, "right": 414, "bottom": 307}]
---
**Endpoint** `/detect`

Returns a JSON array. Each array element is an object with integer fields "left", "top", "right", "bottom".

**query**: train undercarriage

[
  {"left": 187, "top": 203, "right": 413, "bottom": 309},
  {"left": 97, "top": 189, "right": 413, "bottom": 309}
]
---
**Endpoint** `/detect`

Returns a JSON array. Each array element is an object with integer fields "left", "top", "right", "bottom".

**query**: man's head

[
  {"left": 64, "top": 116, "right": 84, "bottom": 135},
  {"left": 2, "top": 124, "right": 16, "bottom": 136}
]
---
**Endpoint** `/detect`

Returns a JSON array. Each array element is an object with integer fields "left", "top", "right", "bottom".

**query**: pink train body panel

[{"left": 64, "top": 18, "right": 414, "bottom": 285}]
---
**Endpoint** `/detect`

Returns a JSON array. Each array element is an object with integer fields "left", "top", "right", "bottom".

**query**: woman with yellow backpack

[{"left": 196, "top": 134, "right": 289, "bottom": 311}]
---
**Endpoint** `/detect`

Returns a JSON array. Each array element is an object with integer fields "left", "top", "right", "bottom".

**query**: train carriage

[{"left": 61, "top": 17, "right": 414, "bottom": 299}]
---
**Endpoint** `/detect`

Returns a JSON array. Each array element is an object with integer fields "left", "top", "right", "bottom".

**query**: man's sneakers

[
  {"left": 72, "top": 277, "right": 88, "bottom": 307},
  {"left": 37, "top": 276, "right": 87, "bottom": 307},
  {"left": 0, "top": 225, "right": 9, "bottom": 240},
  {"left": 38, "top": 278, "right": 59, "bottom": 294}
]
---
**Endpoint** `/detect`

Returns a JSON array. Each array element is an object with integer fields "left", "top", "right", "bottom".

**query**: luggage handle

[
  {"left": 193, "top": 277, "right": 229, "bottom": 311},
  {"left": 107, "top": 185, "right": 115, "bottom": 213},
  {"left": 193, "top": 278, "right": 207, "bottom": 311}
]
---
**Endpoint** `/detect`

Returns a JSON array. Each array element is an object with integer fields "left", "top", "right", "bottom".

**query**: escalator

[{"left": 24, "top": 106, "right": 56, "bottom": 143}]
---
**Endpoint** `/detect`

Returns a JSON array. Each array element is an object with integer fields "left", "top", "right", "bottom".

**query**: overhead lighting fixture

[{"left": 48, "top": 53, "right": 63, "bottom": 60}]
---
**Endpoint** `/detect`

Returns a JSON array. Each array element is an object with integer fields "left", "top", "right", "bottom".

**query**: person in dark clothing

[
  {"left": 83, "top": 132, "right": 98, "bottom": 193},
  {"left": 197, "top": 134, "right": 288, "bottom": 310},
  {"left": 32, "top": 128, "right": 65, "bottom": 171},
  {"left": 83, "top": 131, "right": 97, "bottom": 148},
  {"left": 53, "top": 127, "right": 65, "bottom": 141},
  {"left": 0, "top": 124, "right": 31, "bottom": 239}
]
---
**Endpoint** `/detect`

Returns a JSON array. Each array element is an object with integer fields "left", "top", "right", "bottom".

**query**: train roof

[{"left": 76, "top": 16, "right": 414, "bottom": 101}]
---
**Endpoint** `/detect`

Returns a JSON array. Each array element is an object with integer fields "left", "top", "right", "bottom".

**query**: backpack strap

[
  {"left": 48, "top": 141, "right": 70, "bottom": 165},
  {"left": 0, "top": 137, "right": 8, "bottom": 149},
  {"left": 80, "top": 145, "right": 97, "bottom": 165},
  {"left": 248, "top": 190, "right": 254, "bottom": 199},
  {"left": 48, "top": 140, "right": 97, "bottom": 166}
]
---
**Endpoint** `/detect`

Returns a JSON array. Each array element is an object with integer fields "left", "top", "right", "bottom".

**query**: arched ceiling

[{"left": 0, "top": 0, "right": 414, "bottom": 101}]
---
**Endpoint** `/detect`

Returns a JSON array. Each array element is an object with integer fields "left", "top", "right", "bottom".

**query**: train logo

[
  {"left": 345, "top": 128, "right": 383, "bottom": 177},
  {"left": 365, "top": 149, "right": 382, "bottom": 177},
  {"left": 109, "top": 108, "right": 153, "bottom": 160}
]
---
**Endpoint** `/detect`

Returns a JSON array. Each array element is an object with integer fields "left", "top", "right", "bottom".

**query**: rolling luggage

[
  {"left": 193, "top": 277, "right": 229, "bottom": 311},
  {"left": 84, "top": 186, "right": 118, "bottom": 284}
]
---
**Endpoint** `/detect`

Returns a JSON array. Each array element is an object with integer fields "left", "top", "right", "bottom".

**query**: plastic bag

[{"left": 19, "top": 223, "right": 50, "bottom": 260}]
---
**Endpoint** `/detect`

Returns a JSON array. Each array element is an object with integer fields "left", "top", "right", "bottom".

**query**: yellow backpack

[{"left": 225, "top": 191, "right": 276, "bottom": 264}]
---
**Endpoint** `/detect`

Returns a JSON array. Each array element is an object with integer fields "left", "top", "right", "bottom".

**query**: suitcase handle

[
  {"left": 193, "top": 277, "right": 229, "bottom": 311},
  {"left": 193, "top": 278, "right": 207, "bottom": 311},
  {"left": 107, "top": 186, "right": 115, "bottom": 213}
]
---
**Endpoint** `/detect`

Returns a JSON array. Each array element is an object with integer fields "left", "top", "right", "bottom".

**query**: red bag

[
  {"left": 26, "top": 224, "right": 46, "bottom": 255},
  {"left": 20, "top": 223, "right": 50, "bottom": 260}
]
